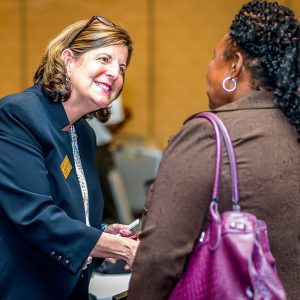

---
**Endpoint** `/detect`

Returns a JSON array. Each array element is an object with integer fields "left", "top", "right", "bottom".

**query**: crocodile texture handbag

[{"left": 168, "top": 112, "right": 286, "bottom": 300}]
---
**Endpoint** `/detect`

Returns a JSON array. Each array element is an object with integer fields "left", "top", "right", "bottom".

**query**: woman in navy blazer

[{"left": 0, "top": 16, "right": 139, "bottom": 299}]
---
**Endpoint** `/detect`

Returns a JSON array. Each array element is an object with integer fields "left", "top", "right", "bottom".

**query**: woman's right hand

[
  {"left": 89, "top": 232, "right": 140, "bottom": 267},
  {"left": 104, "top": 223, "right": 137, "bottom": 238}
]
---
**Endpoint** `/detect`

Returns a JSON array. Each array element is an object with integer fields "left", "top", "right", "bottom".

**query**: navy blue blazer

[{"left": 0, "top": 85, "right": 104, "bottom": 299}]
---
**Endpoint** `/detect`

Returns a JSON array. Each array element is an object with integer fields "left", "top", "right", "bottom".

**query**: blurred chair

[
  {"left": 107, "top": 168, "right": 134, "bottom": 224},
  {"left": 111, "top": 146, "right": 163, "bottom": 217},
  {"left": 89, "top": 272, "right": 131, "bottom": 300}
]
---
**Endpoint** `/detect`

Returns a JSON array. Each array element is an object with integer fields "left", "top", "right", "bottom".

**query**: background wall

[{"left": 0, "top": 0, "right": 299, "bottom": 148}]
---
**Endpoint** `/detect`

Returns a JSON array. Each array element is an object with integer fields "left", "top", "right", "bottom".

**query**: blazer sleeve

[
  {"left": 0, "top": 100, "right": 101, "bottom": 274},
  {"left": 128, "top": 118, "right": 217, "bottom": 300}
]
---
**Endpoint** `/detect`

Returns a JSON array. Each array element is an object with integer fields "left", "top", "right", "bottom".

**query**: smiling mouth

[{"left": 96, "top": 82, "right": 112, "bottom": 93}]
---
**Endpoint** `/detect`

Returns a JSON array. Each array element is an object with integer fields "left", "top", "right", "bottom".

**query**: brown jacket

[{"left": 128, "top": 91, "right": 300, "bottom": 300}]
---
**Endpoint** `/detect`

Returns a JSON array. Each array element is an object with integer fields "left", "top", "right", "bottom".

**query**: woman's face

[
  {"left": 206, "top": 34, "right": 233, "bottom": 109},
  {"left": 68, "top": 44, "right": 128, "bottom": 114}
]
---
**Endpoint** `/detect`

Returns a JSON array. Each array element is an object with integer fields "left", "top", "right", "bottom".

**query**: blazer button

[
  {"left": 57, "top": 256, "right": 62, "bottom": 261},
  {"left": 51, "top": 251, "right": 55, "bottom": 256},
  {"left": 65, "top": 259, "right": 70, "bottom": 265}
]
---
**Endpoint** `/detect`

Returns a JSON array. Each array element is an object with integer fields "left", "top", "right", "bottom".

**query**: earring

[{"left": 222, "top": 76, "right": 237, "bottom": 92}]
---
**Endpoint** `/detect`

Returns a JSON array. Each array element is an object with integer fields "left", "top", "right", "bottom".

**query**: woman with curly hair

[
  {"left": 0, "top": 16, "right": 139, "bottom": 299},
  {"left": 128, "top": 1, "right": 300, "bottom": 299}
]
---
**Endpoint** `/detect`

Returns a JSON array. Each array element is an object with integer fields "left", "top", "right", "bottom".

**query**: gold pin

[{"left": 60, "top": 155, "right": 72, "bottom": 179}]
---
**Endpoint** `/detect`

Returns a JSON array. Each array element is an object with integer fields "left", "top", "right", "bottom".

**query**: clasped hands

[{"left": 90, "top": 222, "right": 140, "bottom": 270}]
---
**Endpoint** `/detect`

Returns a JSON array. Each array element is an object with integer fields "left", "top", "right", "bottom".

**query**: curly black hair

[{"left": 229, "top": 0, "right": 300, "bottom": 141}]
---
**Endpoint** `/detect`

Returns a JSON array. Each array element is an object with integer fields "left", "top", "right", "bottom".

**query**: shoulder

[
  {"left": 1, "top": 85, "right": 44, "bottom": 105},
  {"left": 0, "top": 86, "right": 51, "bottom": 145},
  {"left": 0, "top": 86, "right": 46, "bottom": 121},
  {"left": 167, "top": 112, "right": 216, "bottom": 149}
]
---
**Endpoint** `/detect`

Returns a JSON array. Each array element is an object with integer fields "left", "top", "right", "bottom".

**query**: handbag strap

[
  {"left": 186, "top": 112, "right": 240, "bottom": 250},
  {"left": 187, "top": 112, "right": 240, "bottom": 211}
]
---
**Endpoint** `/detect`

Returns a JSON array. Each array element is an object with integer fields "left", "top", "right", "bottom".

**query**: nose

[{"left": 106, "top": 62, "right": 119, "bottom": 80}]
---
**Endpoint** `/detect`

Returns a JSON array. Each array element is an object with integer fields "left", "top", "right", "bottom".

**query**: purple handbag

[{"left": 168, "top": 112, "right": 286, "bottom": 300}]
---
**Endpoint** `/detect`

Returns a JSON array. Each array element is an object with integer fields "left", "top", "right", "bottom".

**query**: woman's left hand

[{"left": 104, "top": 223, "right": 136, "bottom": 238}]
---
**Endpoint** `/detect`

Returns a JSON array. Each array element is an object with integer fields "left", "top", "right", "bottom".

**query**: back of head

[
  {"left": 33, "top": 16, "right": 133, "bottom": 122},
  {"left": 229, "top": 0, "right": 300, "bottom": 140}
]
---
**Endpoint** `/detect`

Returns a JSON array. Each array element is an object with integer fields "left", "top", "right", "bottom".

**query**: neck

[
  {"left": 231, "top": 70, "right": 254, "bottom": 103},
  {"left": 61, "top": 98, "right": 86, "bottom": 130}
]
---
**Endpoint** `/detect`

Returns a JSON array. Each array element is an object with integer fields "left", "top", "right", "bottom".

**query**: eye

[
  {"left": 119, "top": 65, "right": 126, "bottom": 75},
  {"left": 98, "top": 56, "right": 109, "bottom": 63}
]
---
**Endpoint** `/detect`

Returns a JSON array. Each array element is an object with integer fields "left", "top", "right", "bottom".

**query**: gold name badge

[{"left": 60, "top": 155, "right": 72, "bottom": 179}]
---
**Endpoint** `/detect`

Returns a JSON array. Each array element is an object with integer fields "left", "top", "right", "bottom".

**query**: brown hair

[{"left": 33, "top": 17, "right": 133, "bottom": 122}]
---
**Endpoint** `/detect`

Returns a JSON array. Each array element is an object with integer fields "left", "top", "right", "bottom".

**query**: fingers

[
  {"left": 105, "top": 258, "right": 118, "bottom": 264},
  {"left": 117, "top": 229, "right": 135, "bottom": 237},
  {"left": 124, "top": 263, "right": 132, "bottom": 271},
  {"left": 105, "top": 220, "right": 140, "bottom": 237},
  {"left": 105, "top": 223, "right": 125, "bottom": 234}
]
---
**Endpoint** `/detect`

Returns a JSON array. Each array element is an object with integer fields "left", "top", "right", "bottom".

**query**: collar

[
  {"left": 212, "top": 91, "right": 275, "bottom": 113},
  {"left": 185, "top": 91, "right": 275, "bottom": 124},
  {"left": 28, "top": 85, "right": 70, "bottom": 130}
]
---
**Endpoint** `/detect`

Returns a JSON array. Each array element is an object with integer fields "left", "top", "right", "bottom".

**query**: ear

[
  {"left": 230, "top": 52, "right": 244, "bottom": 78},
  {"left": 61, "top": 49, "right": 75, "bottom": 76}
]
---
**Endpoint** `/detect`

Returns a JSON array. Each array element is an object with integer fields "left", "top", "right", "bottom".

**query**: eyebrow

[
  {"left": 95, "top": 52, "right": 127, "bottom": 66},
  {"left": 95, "top": 52, "right": 111, "bottom": 58}
]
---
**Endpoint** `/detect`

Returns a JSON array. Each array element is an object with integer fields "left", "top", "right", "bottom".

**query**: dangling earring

[
  {"left": 65, "top": 74, "right": 71, "bottom": 84},
  {"left": 66, "top": 66, "right": 72, "bottom": 83},
  {"left": 222, "top": 76, "right": 237, "bottom": 92}
]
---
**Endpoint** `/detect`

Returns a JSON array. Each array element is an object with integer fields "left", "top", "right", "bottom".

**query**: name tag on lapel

[{"left": 60, "top": 155, "right": 72, "bottom": 179}]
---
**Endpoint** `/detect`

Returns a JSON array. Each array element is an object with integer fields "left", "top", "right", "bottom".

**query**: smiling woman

[
  {"left": 60, "top": 44, "right": 128, "bottom": 126},
  {"left": 34, "top": 15, "right": 133, "bottom": 123},
  {"left": 0, "top": 16, "right": 139, "bottom": 300}
]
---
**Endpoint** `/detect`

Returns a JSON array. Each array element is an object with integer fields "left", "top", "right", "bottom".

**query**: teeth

[{"left": 98, "top": 82, "right": 111, "bottom": 92}]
